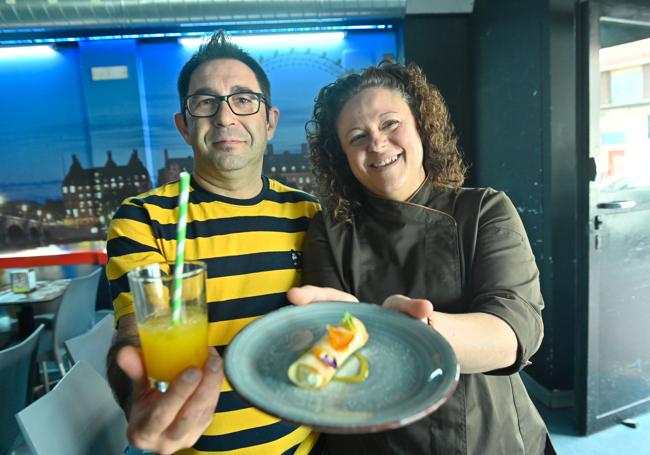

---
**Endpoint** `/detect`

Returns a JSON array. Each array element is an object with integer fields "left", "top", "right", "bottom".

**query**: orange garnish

[{"left": 327, "top": 324, "right": 354, "bottom": 350}]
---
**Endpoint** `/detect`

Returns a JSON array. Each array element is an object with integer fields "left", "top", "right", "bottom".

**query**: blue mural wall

[
  {"left": 0, "top": 46, "right": 91, "bottom": 203},
  {"left": 0, "top": 29, "right": 399, "bottom": 249}
]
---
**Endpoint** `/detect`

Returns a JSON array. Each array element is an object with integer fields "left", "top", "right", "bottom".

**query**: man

[{"left": 106, "top": 31, "right": 321, "bottom": 454}]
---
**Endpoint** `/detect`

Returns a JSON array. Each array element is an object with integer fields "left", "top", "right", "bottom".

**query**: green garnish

[{"left": 341, "top": 311, "right": 356, "bottom": 331}]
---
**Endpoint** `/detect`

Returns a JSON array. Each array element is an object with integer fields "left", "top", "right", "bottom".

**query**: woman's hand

[
  {"left": 287, "top": 285, "right": 359, "bottom": 305},
  {"left": 381, "top": 294, "right": 434, "bottom": 324},
  {"left": 287, "top": 288, "right": 434, "bottom": 324},
  {"left": 382, "top": 295, "right": 518, "bottom": 373}
]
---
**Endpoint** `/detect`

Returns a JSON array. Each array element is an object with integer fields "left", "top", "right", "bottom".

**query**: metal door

[{"left": 579, "top": 0, "right": 650, "bottom": 435}]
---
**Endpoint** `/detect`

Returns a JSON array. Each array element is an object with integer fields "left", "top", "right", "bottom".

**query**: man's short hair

[{"left": 177, "top": 31, "right": 272, "bottom": 117}]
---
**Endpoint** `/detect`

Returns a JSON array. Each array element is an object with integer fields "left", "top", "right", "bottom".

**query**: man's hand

[
  {"left": 116, "top": 345, "right": 224, "bottom": 455},
  {"left": 381, "top": 294, "right": 434, "bottom": 323},
  {"left": 287, "top": 285, "right": 359, "bottom": 305}
]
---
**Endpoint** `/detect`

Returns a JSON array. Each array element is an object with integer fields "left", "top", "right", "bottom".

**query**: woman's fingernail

[
  {"left": 182, "top": 368, "right": 200, "bottom": 383},
  {"left": 207, "top": 354, "right": 221, "bottom": 372}
]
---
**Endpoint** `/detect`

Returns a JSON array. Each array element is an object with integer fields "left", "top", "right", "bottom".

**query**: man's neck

[{"left": 193, "top": 170, "right": 264, "bottom": 199}]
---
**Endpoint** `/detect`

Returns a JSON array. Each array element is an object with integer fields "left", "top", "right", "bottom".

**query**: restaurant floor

[{"left": 537, "top": 400, "right": 650, "bottom": 455}]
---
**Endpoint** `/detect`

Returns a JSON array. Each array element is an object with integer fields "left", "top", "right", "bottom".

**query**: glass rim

[{"left": 126, "top": 260, "right": 207, "bottom": 284}]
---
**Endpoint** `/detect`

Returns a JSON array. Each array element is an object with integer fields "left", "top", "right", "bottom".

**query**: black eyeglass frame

[{"left": 183, "top": 91, "right": 269, "bottom": 118}]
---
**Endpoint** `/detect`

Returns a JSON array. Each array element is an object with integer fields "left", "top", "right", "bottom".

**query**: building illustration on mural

[
  {"left": 157, "top": 149, "right": 194, "bottom": 187},
  {"left": 62, "top": 150, "right": 151, "bottom": 227},
  {"left": 157, "top": 145, "right": 315, "bottom": 193},
  {"left": 1, "top": 145, "right": 314, "bottom": 250},
  {"left": 263, "top": 143, "right": 315, "bottom": 194},
  {"left": 0, "top": 150, "right": 151, "bottom": 249}
]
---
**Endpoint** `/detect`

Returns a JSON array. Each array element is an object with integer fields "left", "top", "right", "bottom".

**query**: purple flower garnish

[{"left": 320, "top": 353, "right": 338, "bottom": 369}]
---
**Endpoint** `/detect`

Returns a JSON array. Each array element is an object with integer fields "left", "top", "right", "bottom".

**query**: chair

[
  {"left": 16, "top": 360, "right": 128, "bottom": 455},
  {"left": 38, "top": 267, "right": 102, "bottom": 390},
  {"left": 0, "top": 325, "right": 44, "bottom": 455},
  {"left": 64, "top": 313, "right": 115, "bottom": 379}
]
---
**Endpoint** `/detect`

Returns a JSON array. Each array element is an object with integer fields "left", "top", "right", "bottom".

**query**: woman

[{"left": 296, "top": 62, "right": 553, "bottom": 454}]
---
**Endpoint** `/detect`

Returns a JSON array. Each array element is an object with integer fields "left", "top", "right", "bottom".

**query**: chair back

[
  {"left": 16, "top": 360, "right": 128, "bottom": 455},
  {"left": 52, "top": 268, "right": 102, "bottom": 367},
  {"left": 64, "top": 313, "right": 115, "bottom": 379},
  {"left": 0, "top": 325, "right": 44, "bottom": 455}
]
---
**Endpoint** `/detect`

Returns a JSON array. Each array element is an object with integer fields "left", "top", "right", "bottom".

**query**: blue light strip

[
  {"left": 0, "top": 24, "right": 393, "bottom": 46},
  {"left": 0, "top": 44, "right": 57, "bottom": 58}
]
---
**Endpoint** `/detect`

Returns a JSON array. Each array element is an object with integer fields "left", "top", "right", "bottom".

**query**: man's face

[{"left": 175, "top": 58, "right": 278, "bottom": 178}]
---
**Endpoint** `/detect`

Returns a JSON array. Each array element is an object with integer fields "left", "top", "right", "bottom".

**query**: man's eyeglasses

[{"left": 184, "top": 92, "right": 267, "bottom": 117}]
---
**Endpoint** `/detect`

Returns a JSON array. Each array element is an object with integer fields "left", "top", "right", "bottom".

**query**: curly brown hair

[{"left": 306, "top": 62, "right": 466, "bottom": 222}]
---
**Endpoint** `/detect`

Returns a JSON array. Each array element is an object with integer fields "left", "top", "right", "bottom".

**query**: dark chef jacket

[{"left": 302, "top": 182, "right": 551, "bottom": 455}]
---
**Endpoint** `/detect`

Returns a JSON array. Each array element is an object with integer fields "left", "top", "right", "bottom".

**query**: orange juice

[{"left": 138, "top": 306, "right": 208, "bottom": 383}]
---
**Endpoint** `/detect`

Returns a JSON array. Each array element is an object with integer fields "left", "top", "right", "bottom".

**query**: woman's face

[{"left": 336, "top": 87, "right": 426, "bottom": 201}]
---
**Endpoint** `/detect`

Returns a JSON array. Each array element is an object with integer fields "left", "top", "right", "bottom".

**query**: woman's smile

[{"left": 336, "top": 87, "right": 426, "bottom": 201}]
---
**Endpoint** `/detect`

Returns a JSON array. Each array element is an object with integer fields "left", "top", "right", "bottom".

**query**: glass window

[
  {"left": 610, "top": 66, "right": 643, "bottom": 104},
  {"left": 601, "top": 131, "right": 625, "bottom": 145}
]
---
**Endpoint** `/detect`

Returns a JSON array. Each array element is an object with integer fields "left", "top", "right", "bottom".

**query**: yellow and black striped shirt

[{"left": 107, "top": 175, "right": 321, "bottom": 455}]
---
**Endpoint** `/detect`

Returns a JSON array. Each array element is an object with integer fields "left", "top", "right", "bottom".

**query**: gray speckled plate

[{"left": 224, "top": 302, "right": 459, "bottom": 433}]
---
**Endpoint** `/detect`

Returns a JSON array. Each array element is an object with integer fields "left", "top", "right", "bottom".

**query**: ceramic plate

[{"left": 224, "top": 302, "right": 459, "bottom": 433}]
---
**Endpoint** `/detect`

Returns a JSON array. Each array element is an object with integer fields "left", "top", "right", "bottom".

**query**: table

[{"left": 0, "top": 279, "right": 70, "bottom": 339}]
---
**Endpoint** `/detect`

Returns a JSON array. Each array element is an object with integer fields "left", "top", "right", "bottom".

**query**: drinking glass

[{"left": 127, "top": 261, "right": 208, "bottom": 391}]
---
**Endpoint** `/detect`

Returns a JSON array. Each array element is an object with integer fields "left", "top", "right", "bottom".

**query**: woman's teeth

[{"left": 370, "top": 155, "right": 399, "bottom": 168}]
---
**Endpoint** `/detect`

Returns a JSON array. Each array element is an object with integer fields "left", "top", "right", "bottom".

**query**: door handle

[{"left": 596, "top": 200, "right": 636, "bottom": 209}]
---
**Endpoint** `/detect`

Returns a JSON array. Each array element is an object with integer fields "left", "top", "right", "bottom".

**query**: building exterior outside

[{"left": 598, "top": 38, "right": 650, "bottom": 190}]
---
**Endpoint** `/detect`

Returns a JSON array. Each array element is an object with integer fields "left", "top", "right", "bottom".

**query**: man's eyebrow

[
  {"left": 229, "top": 85, "right": 258, "bottom": 93},
  {"left": 188, "top": 87, "right": 218, "bottom": 96},
  {"left": 188, "top": 85, "right": 258, "bottom": 96}
]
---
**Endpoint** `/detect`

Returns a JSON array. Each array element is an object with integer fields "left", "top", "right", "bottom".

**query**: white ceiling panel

[{"left": 0, "top": 0, "right": 473, "bottom": 32}]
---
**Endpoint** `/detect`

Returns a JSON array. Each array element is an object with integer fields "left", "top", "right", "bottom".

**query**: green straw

[{"left": 171, "top": 171, "right": 191, "bottom": 325}]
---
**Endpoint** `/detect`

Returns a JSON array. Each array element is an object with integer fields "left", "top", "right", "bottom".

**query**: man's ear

[
  {"left": 174, "top": 112, "right": 192, "bottom": 145},
  {"left": 266, "top": 107, "right": 280, "bottom": 141}
]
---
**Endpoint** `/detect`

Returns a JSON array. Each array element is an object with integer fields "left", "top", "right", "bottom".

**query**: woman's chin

[{"left": 364, "top": 174, "right": 426, "bottom": 201}]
